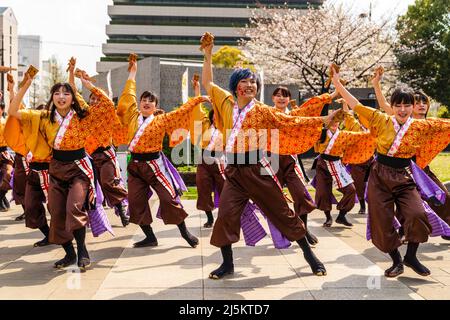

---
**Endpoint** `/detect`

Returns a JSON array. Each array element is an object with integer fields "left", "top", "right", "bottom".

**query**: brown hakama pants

[
  {"left": 0, "top": 151, "right": 13, "bottom": 193},
  {"left": 277, "top": 155, "right": 316, "bottom": 216},
  {"left": 48, "top": 159, "right": 90, "bottom": 245},
  {"left": 127, "top": 160, "right": 188, "bottom": 226},
  {"left": 24, "top": 168, "right": 48, "bottom": 229},
  {"left": 12, "top": 153, "right": 27, "bottom": 205},
  {"left": 367, "top": 160, "right": 432, "bottom": 253},
  {"left": 92, "top": 150, "right": 127, "bottom": 207},
  {"left": 196, "top": 162, "right": 225, "bottom": 212},
  {"left": 350, "top": 157, "right": 373, "bottom": 201},
  {"left": 315, "top": 157, "right": 356, "bottom": 212},
  {"left": 210, "top": 163, "right": 306, "bottom": 248},
  {"left": 423, "top": 166, "right": 450, "bottom": 225}
]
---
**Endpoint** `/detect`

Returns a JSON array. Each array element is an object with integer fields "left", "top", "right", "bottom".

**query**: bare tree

[{"left": 240, "top": 1, "right": 398, "bottom": 95}]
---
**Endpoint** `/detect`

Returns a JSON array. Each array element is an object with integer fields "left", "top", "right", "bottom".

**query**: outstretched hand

[{"left": 371, "top": 66, "right": 384, "bottom": 85}]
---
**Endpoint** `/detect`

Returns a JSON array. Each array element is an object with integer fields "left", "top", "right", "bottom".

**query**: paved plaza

[{"left": 0, "top": 197, "right": 449, "bottom": 300}]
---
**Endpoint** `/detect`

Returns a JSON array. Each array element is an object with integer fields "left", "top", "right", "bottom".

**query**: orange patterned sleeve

[
  {"left": 260, "top": 106, "right": 324, "bottom": 155},
  {"left": 340, "top": 131, "right": 377, "bottom": 164},
  {"left": 82, "top": 87, "right": 116, "bottom": 140},
  {"left": 290, "top": 93, "right": 331, "bottom": 117},
  {"left": 414, "top": 118, "right": 450, "bottom": 168},
  {"left": 84, "top": 135, "right": 99, "bottom": 155},
  {"left": 162, "top": 96, "right": 208, "bottom": 147}
]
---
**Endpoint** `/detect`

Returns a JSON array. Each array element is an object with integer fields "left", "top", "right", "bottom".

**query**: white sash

[
  {"left": 74, "top": 156, "right": 96, "bottom": 209},
  {"left": 103, "top": 147, "right": 121, "bottom": 179},
  {"left": 324, "top": 129, "right": 340, "bottom": 155},
  {"left": 146, "top": 156, "right": 177, "bottom": 199},
  {"left": 259, "top": 156, "right": 293, "bottom": 203},
  {"left": 387, "top": 117, "right": 413, "bottom": 157},
  {"left": 128, "top": 114, "right": 155, "bottom": 152},
  {"left": 53, "top": 110, "right": 75, "bottom": 150},
  {"left": 291, "top": 155, "right": 306, "bottom": 185},
  {"left": 325, "top": 159, "right": 354, "bottom": 189},
  {"left": 206, "top": 126, "right": 219, "bottom": 151},
  {"left": 36, "top": 169, "right": 49, "bottom": 202},
  {"left": 21, "top": 156, "right": 30, "bottom": 175},
  {"left": 225, "top": 100, "right": 256, "bottom": 153}
]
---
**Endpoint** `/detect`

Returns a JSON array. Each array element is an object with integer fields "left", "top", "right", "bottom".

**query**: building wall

[
  {"left": 0, "top": 7, "right": 18, "bottom": 108},
  {"left": 98, "top": 0, "right": 323, "bottom": 73}
]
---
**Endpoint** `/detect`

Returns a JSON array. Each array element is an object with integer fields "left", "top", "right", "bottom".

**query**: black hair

[
  {"left": 47, "top": 83, "right": 87, "bottom": 123},
  {"left": 140, "top": 91, "right": 159, "bottom": 107},
  {"left": 229, "top": 68, "right": 261, "bottom": 97},
  {"left": 414, "top": 89, "right": 430, "bottom": 106},
  {"left": 390, "top": 86, "right": 415, "bottom": 107},
  {"left": 272, "top": 86, "right": 291, "bottom": 98},
  {"left": 208, "top": 109, "right": 214, "bottom": 125}
]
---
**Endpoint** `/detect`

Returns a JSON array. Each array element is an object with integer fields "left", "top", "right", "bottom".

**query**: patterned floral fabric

[
  {"left": 208, "top": 84, "right": 323, "bottom": 155},
  {"left": 354, "top": 104, "right": 450, "bottom": 167},
  {"left": 20, "top": 87, "right": 116, "bottom": 151},
  {"left": 117, "top": 79, "right": 206, "bottom": 153},
  {"left": 290, "top": 93, "right": 331, "bottom": 117}
]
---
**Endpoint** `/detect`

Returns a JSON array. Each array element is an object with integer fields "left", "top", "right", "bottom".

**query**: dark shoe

[
  {"left": 118, "top": 207, "right": 129, "bottom": 227},
  {"left": 358, "top": 207, "right": 366, "bottom": 215},
  {"left": 203, "top": 221, "right": 214, "bottom": 228},
  {"left": 3, "top": 196, "right": 10, "bottom": 209},
  {"left": 209, "top": 263, "right": 234, "bottom": 279},
  {"left": 384, "top": 263, "right": 404, "bottom": 277},
  {"left": 305, "top": 230, "right": 319, "bottom": 246},
  {"left": 15, "top": 213, "right": 26, "bottom": 221},
  {"left": 323, "top": 217, "right": 333, "bottom": 227},
  {"left": 441, "top": 235, "right": 450, "bottom": 241},
  {"left": 54, "top": 254, "right": 77, "bottom": 269},
  {"left": 133, "top": 238, "right": 158, "bottom": 248},
  {"left": 34, "top": 237, "right": 50, "bottom": 247},
  {"left": 0, "top": 201, "right": 7, "bottom": 212},
  {"left": 303, "top": 251, "right": 327, "bottom": 276},
  {"left": 178, "top": 221, "right": 199, "bottom": 248},
  {"left": 77, "top": 257, "right": 91, "bottom": 272},
  {"left": 403, "top": 256, "right": 431, "bottom": 276},
  {"left": 336, "top": 213, "right": 353, "bottom": 227}
]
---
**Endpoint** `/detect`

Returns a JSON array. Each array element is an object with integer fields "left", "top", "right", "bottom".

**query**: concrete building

[
  {"left": 18, "top": 35, "right": 43, "bottom": 107},
  {"left": 0, "top": 7, "right": 18, "bottom": 107},
  {"left": 97, "top": 0, "right": 323, "bottom": 73}
]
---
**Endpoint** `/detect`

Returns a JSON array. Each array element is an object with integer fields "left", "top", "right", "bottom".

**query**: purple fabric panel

[{"left": 241, "top": 202, "right": 267, "bottom": 246}]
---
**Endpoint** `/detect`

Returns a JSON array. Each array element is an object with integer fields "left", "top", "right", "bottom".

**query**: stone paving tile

[{"left": 1, "top": 198, "right": 449, "bottom": 300}]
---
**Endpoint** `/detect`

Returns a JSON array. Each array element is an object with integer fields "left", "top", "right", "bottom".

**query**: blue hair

[{"left": 229, "top": 68, "right": 261, "bottom": 97}]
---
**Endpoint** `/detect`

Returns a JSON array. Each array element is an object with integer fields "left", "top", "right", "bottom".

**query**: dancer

[
  {"left": 9, "top": 69, "right": 116, "bottom": 272},
  {"left": 190, "top": 76, "right": 225, "bottom": 228},
  {"left": 117, "top": 59, "right": 209, "bottom": 248},
  {"left": 5, "top": 74, "right": 26, "bottom": 219},
  {"left": 200, "top": 35, "right": 347, "bottom": 279},
  {"left": 67, "top": 58, "right": 129, "bottom": 227},
  {"left": 372, "top": 67, "right": 450, "bottom": 237},
  {"left": 332, "top": 65, "right": 450, "bottom": 277},
  {"left": 0, "top": 97, "right": 13, "bottom": 213},
  {"left": 271, "top": 87, "right": 339, "bottom": 244}
]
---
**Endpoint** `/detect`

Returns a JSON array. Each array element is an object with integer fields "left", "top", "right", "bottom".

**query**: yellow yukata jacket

[
  {"left": 117, "top": 79, "right": 206, "bottom": 153},
  {"left": 208, "top": 83, "right": 324, "bottom": 155},
  {"left": 354, "top": 104, "right": 450, "bottom": 168},
  {"left": 4, "top": 102, "right": 29, "bottom": 156},
  {"left": 19, "top": 87, "right": 116, "bottom": 152}
]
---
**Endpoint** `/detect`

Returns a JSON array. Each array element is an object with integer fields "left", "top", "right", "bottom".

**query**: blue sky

[{"left": 2, "top": 0, "right": 415, "bottom": 75}]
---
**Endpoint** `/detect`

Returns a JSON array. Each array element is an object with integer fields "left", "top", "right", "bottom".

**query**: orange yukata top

[
  {"left": 4, "top": 101, "right": 29, "bottom": 156},
  {"left": 19, "top": 87, "right": 116, "bottom": 152},
  {"left": 290, "top": 93, "right": 331, "bottom": 117},
  {"left": 75, "top": 92, "right": 127, "bottom": 155},
  {"left": 354, "top": 104, "right": 450, "bottom": 168},
  {"left": 190, "top": 103, "right": 224, "bottom": 151},
  {"left": 117, "top": 79, "right": 207, "bottom": 153},
  {"left": 0, "top": 118, "right": 9, "bottom": 148},
  {"left": 208, "top": 83, "right": 324, "bottom": 155}
]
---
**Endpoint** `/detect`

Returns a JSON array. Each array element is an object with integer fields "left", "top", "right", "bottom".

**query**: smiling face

[
  {"left": 139, "top": 91, "right": 158, "bottom": 117},
  {"left": 390, "top": 88, "right": 415, "bottom": 124},
  {"left": 52, "top": 85, "right": 74, "bottom": 112},
  {"left": 236, "top": 77, "right": 258, "bottom": 100},
  {"left": 272, "top": 87, "right": 291, "bottom": 111}
]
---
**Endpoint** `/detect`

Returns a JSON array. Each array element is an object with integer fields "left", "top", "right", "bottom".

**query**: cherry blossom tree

[{"left": 240, "top": 1, "right": 397, "bottom": 95}]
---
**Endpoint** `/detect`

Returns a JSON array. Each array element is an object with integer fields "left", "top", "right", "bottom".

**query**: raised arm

[
  {"left": 117, "top": 61, "right": 139, "bottom": 125},
  {"left": 6, "top": 73, "right": 15, "bottom": 102},
  {"left": 330, "top": 66, "right": 360, "bottom": 110},
  {"left": 9, "top": 73, "right": 34, "bottom": 120},
  {"left": 67, "top": 57, "right": 77, "bottom": 93},
  {"left": 201, "top": 37, "right": 214, "bottom": 95},
  {"left": 371, "top": 66, "right": 393, "bottom": 115}
]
